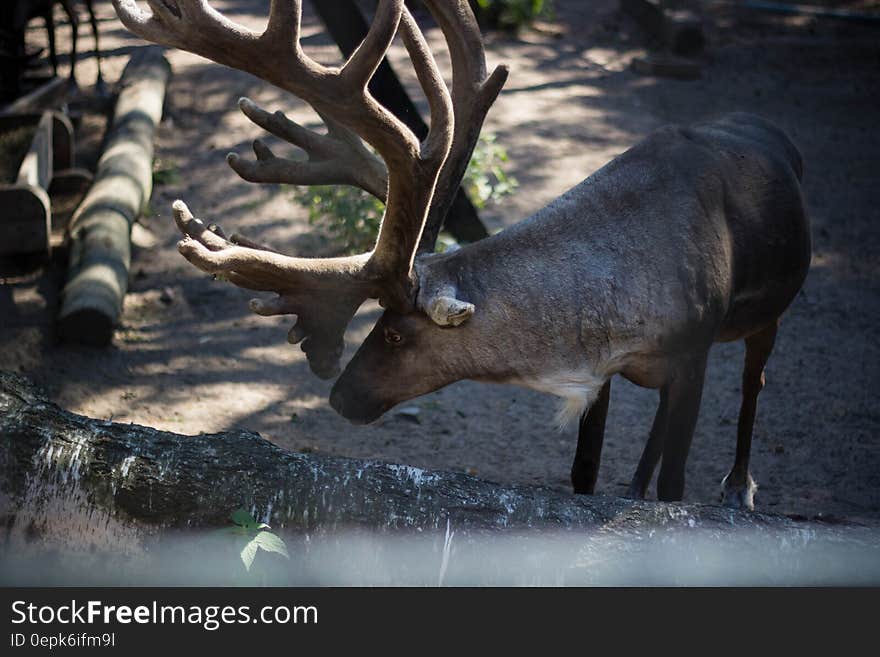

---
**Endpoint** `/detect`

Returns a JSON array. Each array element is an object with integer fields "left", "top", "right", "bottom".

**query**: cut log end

[
  {"left": 0, "top": 185, "right": 50, "bottom": 256},
  {"left": 56, "top": 307, "right": 115, "bottom": 346}
]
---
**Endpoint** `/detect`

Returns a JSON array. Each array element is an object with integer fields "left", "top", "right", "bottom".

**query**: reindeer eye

[{"left": 384, "top": 328, "right": 403, "bottom": 345}]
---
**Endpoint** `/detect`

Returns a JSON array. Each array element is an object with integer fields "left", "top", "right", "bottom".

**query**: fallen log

[
  {"left": 1, "top": 370, "right": 878, "bottom": 585},
  {"left": 0, "top": 369, "right": 873, "bottom": 539},
  {"left": 57, "top": 47, "right": 170, "bottom": 346}
]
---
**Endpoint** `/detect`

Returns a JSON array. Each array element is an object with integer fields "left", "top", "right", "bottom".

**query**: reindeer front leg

[{"left": 571, "top": 380, "right": 611, "bottom": 494}]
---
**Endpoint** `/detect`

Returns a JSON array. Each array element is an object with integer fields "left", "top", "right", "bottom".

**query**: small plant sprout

[{"left": 218, "top": 508, "right": 291, "bottom": 573}]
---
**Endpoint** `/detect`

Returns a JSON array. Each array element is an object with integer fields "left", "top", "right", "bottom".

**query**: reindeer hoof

[
  {"left": 720, "top": 472, "right": 757, "bottom": 510},
  {"left": 624, "top": 482, "right": 647, "bottom": 500}
]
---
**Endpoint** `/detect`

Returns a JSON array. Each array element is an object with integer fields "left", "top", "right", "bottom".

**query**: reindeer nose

[
  {"left": 329, "top": 385, "right": 362, "bottom": 423},
  {"left": 330, "top": 382, "right": 383, "bottom": 425}
]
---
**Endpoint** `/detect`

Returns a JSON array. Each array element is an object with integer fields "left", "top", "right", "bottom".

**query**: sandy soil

[{"left": 2, "top": 0, "right": 879, "bottom": 521}]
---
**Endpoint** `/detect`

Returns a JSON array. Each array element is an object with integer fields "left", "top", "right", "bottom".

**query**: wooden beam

[
  {"left": 0, "top": 111, "right": 53, "bottom": 256},
  {"left": 620, "top": 0, "right": 705, "bottom": 56},
  {"left": 0, "top": 76, "right": 67, "bottom": 115},
  {"left": 15, "top": 111, "right": 52, "bottom": 189}
]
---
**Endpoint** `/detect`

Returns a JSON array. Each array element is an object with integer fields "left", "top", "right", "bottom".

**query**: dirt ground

[{"left": 2, "top": 0, "right": 879, "bottom": 521}]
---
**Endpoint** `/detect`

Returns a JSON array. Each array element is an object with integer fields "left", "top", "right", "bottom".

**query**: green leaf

[
  {"left": 254, "top": 531, "right": 290, "bottom": 559},
  {"left": 240, "top": 537, "right": 259, "bottom": 572},
  {"left": 230, "top": 508, "right": 258, "bottom": 529},
  {"left": 239, "top": 531, "right": 290, "bottom": 571}
]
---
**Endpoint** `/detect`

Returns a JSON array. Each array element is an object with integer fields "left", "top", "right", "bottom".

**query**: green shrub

[
  {"left": 295, "top": 133, "right": 518, "bottom": 254},
  {"left": 471, "top": 0, "right": 554, "bottom": 32},
  {"left": 462, "top": 133, "right": 518, "bottom": 210},
  {"left": 297, "top": 183, "right": 385, "bottom": 254}
]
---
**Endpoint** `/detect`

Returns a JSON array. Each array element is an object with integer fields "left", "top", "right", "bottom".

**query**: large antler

[
  {"left": 417, "top": 1, "right": 509, "bottom": 253},
  {"left": 112, "top": 0, "right": 507, "bottom": 378}
]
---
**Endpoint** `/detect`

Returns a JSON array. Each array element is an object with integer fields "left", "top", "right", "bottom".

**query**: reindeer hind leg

[
  {"left": 655, "top": 350, "right": 709, "bottom": 502},
  {"left": 721, "top": 320, "right": 779, "bottom": 510},
  {"left": 627, "top": 386, "right": 669, "bottom": 499},
  {"left": 625, "top": 350, "right": 709, "bottom": 501}
]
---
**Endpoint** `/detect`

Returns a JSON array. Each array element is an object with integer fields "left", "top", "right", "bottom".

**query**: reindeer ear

[{"left": 422, "top": 294, "right": 475, "bottom": 327}]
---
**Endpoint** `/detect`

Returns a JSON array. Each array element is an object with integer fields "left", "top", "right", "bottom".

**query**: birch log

[{"left": 1, "top": 370, "right": 872, "bottom": 549}]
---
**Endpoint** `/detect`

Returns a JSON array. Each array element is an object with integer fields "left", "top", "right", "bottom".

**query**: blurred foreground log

[
  {"left": 1, "top": 370, "right": 871, "bottom": 558},
  {"left": 58, "top": 47, "right": 170, "bottom": 345}
]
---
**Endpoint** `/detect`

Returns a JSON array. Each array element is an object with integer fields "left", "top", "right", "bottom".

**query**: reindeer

[{"left": 111, "top": 0, "right": 811, "bottom": 510}]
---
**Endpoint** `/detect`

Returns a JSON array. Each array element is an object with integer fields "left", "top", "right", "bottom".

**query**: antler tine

[
  {"left": 341, "top": 0, "right": 403, "bottom": 88},
  {"left": 398, "top": 9, "right": 453, "bottom": 164},
  {"left": 113, "top": 1, "right": 418, "bottom": 193},
  {"left": 229, "top": 97, "right": 389, "bottom": 199},
  {"left": 417, "top": 0, "right": 510, "bottom": 253},
  {"left": 320, "top": 111, "right": 390, "bottom": 196},
  {"left": 115, "top": 1, "right": 268, "bottom": 76},
  {"left": 114, "top": 0, "right": 167, "bottom": 44},
  {"left": 232, "top": 3, "right": 453, "bottom": 302},
  {"left": 366, "top": 7, "right": 454, "bottom": 286},
  {"left": 263, "top": 0, "right": 301, "bottom": 49},
  {"left": 262, "top": 0, "right": 433, "bottom": 219},
  {"left": 331, "top": 0, "right": 424, "bottom": 175}
]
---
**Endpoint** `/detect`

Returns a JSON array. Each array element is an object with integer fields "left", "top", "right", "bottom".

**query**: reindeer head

[
  {"left": 331, "top": 256, "right": 482, "bottom": 422},
  {"left": 112, "top": 0, "right": 507, "bottom": 415}
]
